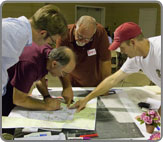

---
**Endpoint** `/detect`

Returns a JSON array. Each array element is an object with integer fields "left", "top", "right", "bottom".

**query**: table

[{"left": 3, "top": 86, "right": 161, "bottom": 140}]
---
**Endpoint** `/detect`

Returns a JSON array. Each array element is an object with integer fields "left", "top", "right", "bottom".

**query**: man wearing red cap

[{"left": 70, "top": 22, "right": 161, "bottom": 114}]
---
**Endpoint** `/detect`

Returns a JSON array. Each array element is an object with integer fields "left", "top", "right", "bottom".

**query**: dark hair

[
  {"left": 48, "top": 46, "right": 73, "bottom": 66},
  {"left": 31, "top": 4, "right": 67, "bottom": 37}
]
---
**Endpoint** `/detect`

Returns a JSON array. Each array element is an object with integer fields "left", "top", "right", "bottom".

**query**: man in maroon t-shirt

[
  {"left": 2, "top": 43, "right": 76, "bottom": 116},
  {"left": 56, "top": 16, "right": 111, "bottom": 100}
]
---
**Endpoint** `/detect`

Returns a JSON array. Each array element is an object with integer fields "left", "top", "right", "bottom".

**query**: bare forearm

[
  {"left": 36, "top": 78, "right": 49, "bottom": 97},
  {"left": 13, "top": 87, "right": 61, "bottom": 111},
  {"left": 14, "top": 95, "right": 47, "bottom": 110},
  {"left": 85, "top": 70, "right": 128, "bottom": 102},
  {"left": 85, "top": 76, "right": 115, "bottom": 102},
  {"left": 59, "top": 75, "right": 72, "bottom": 88}
]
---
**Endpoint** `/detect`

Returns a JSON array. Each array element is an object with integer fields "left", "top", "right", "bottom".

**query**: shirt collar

[
  {"left": 26, "top": 20, "right": 32, "bottom": 46},
  {"left": 27, "top": 23, "right": 33, "bottom": 46},
  {"left": 20, "top": 16, "right": 32, "bottom": 46}
]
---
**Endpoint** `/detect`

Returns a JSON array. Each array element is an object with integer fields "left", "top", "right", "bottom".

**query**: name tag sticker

[{"left": 87, "top": 49, "right": 96, "bottom": 56}]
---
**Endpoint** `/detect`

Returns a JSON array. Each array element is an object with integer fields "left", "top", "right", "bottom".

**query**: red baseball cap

[{"left": 109, "top": 22, "right": 142, "bottom": 51}]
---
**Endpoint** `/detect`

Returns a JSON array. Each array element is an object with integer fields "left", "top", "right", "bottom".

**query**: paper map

[
  {"left": 3, "top": 96, "right": 97, "bottom": 130},
  {"left": 9, "top": 106, "right": 76, "bottom": 121}
]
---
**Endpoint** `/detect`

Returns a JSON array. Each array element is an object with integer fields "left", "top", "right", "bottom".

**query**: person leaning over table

[
  {"left": 70, "top": 22, "right": 161, "bottom": 114},
  {"left": 2, "top": 4, "right": 67, "bottom": 96},
  {"left": 2, "top": 44, "right": 76, "bottom": 117},
  {"left": 56, "top": 15, "right": 111, "bottom": 102}
]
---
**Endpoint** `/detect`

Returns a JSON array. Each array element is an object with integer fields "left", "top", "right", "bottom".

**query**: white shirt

[
  {"left": 2, "top": 16, "right": 32, "bottom": 95},
  {"left": 108, "top": 36, "right": 112, "bottom": 44},
  {"left": 120, "top": 36, "right": 161, "bottom": 87}
]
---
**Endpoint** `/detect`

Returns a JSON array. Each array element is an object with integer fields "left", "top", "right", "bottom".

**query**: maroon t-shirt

[
  {"left": 57, "top": 23, "right": 111, "bottom": 87},
  {"left": 7, "top": 43, "right": 52, "bottom": 93}
]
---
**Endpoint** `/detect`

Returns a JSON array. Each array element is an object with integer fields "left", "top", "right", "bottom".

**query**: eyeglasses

[
  {"left": 47, "top": 32, "right": 56, "bottom": 47},
  {"left": 60, "top": 70, "right": 68, "bottom": 77},
  {"left": 49, "top": 35, "right": 56, "bottom": 47},
  {"left": 75, "top": 29, "right": 93, "bottom": 42}
]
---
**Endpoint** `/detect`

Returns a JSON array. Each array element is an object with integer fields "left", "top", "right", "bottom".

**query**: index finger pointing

[
  {"left": 69, "top": 102, "right": 79, "bottom": 109},
  {"left": 76, "top": 106, "right": 85, "bottom": 113},
  {"left": 67, "top": 99, "right": 72, "bottom": 107}
]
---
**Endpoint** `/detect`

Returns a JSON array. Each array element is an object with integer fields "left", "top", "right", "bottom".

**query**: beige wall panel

[
  {"left": 2, "top": 3, "right": 45, "bottom": 18},
  {"left": 106, "top": 3, "right": 161, "bottom": 35},
  {"left": 2, "top": 2, "right": 161, "bottom": 35}
]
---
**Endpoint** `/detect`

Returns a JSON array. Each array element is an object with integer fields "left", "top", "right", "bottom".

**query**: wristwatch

[{"left": 43, "top": 94, "right": 51, "bottom": 100}]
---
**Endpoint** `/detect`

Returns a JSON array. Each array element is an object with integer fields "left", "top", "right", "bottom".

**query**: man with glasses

[
  {"left": 56, "top": 16, "right": 111, "bottom": 105},
  {"left": 2, "top": 4, "right": 67, "bottom": 97},
  {"left": 3, "top": 44, "right": 76, "bottom": 117}
]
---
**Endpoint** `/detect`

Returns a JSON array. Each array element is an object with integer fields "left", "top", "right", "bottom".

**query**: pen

[
  {"left": 109, "top": 90, "right": 116, "bottom": 95},
  {"left": 111, "top": 89, "right": 122, "bottom": 91},
  {"left": 79, "top": 133, "right": 98, "bottom": 137},
  {"left": 68, "top": 137, "right": 90, "bottom": 140},
  {"left": 39, "top": 134, "right": 47, "bottom": 136},
  {"left": 156, "top": 126, "right": 160, "bottom": 131}
]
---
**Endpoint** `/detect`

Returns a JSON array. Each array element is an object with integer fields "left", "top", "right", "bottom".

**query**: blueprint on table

[
  {"left": 9, "top": 106, "right": 76, "bottom": 121},
  {"left": 3, "top": 96, "right": 97, "bottom": 130}
]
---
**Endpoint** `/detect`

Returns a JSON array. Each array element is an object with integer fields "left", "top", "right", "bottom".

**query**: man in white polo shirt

[
  {"left": 70, "top": 22, "right": 161, "bottom": 114},
  {"left": 2, "top": 4, "right": 67, "bottom": 96}
]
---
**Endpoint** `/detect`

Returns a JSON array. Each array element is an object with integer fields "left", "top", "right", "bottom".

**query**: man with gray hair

[
  {"left": 2, "top": 43, "right": 76, "bottom": 117},
  {"left": 56, "top": 16, "right": 111, "bottom": 104},
  {"left": 74, "top": 16, "right": 97, "bottom": 46}
]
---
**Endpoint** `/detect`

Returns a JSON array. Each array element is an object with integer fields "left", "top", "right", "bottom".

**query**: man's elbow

[
  {"left": 35, "top": 81, "right": 42, "bottom": 88},
  {"left": 13, "top": 92, "right": 28, "bottom": 106}
]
